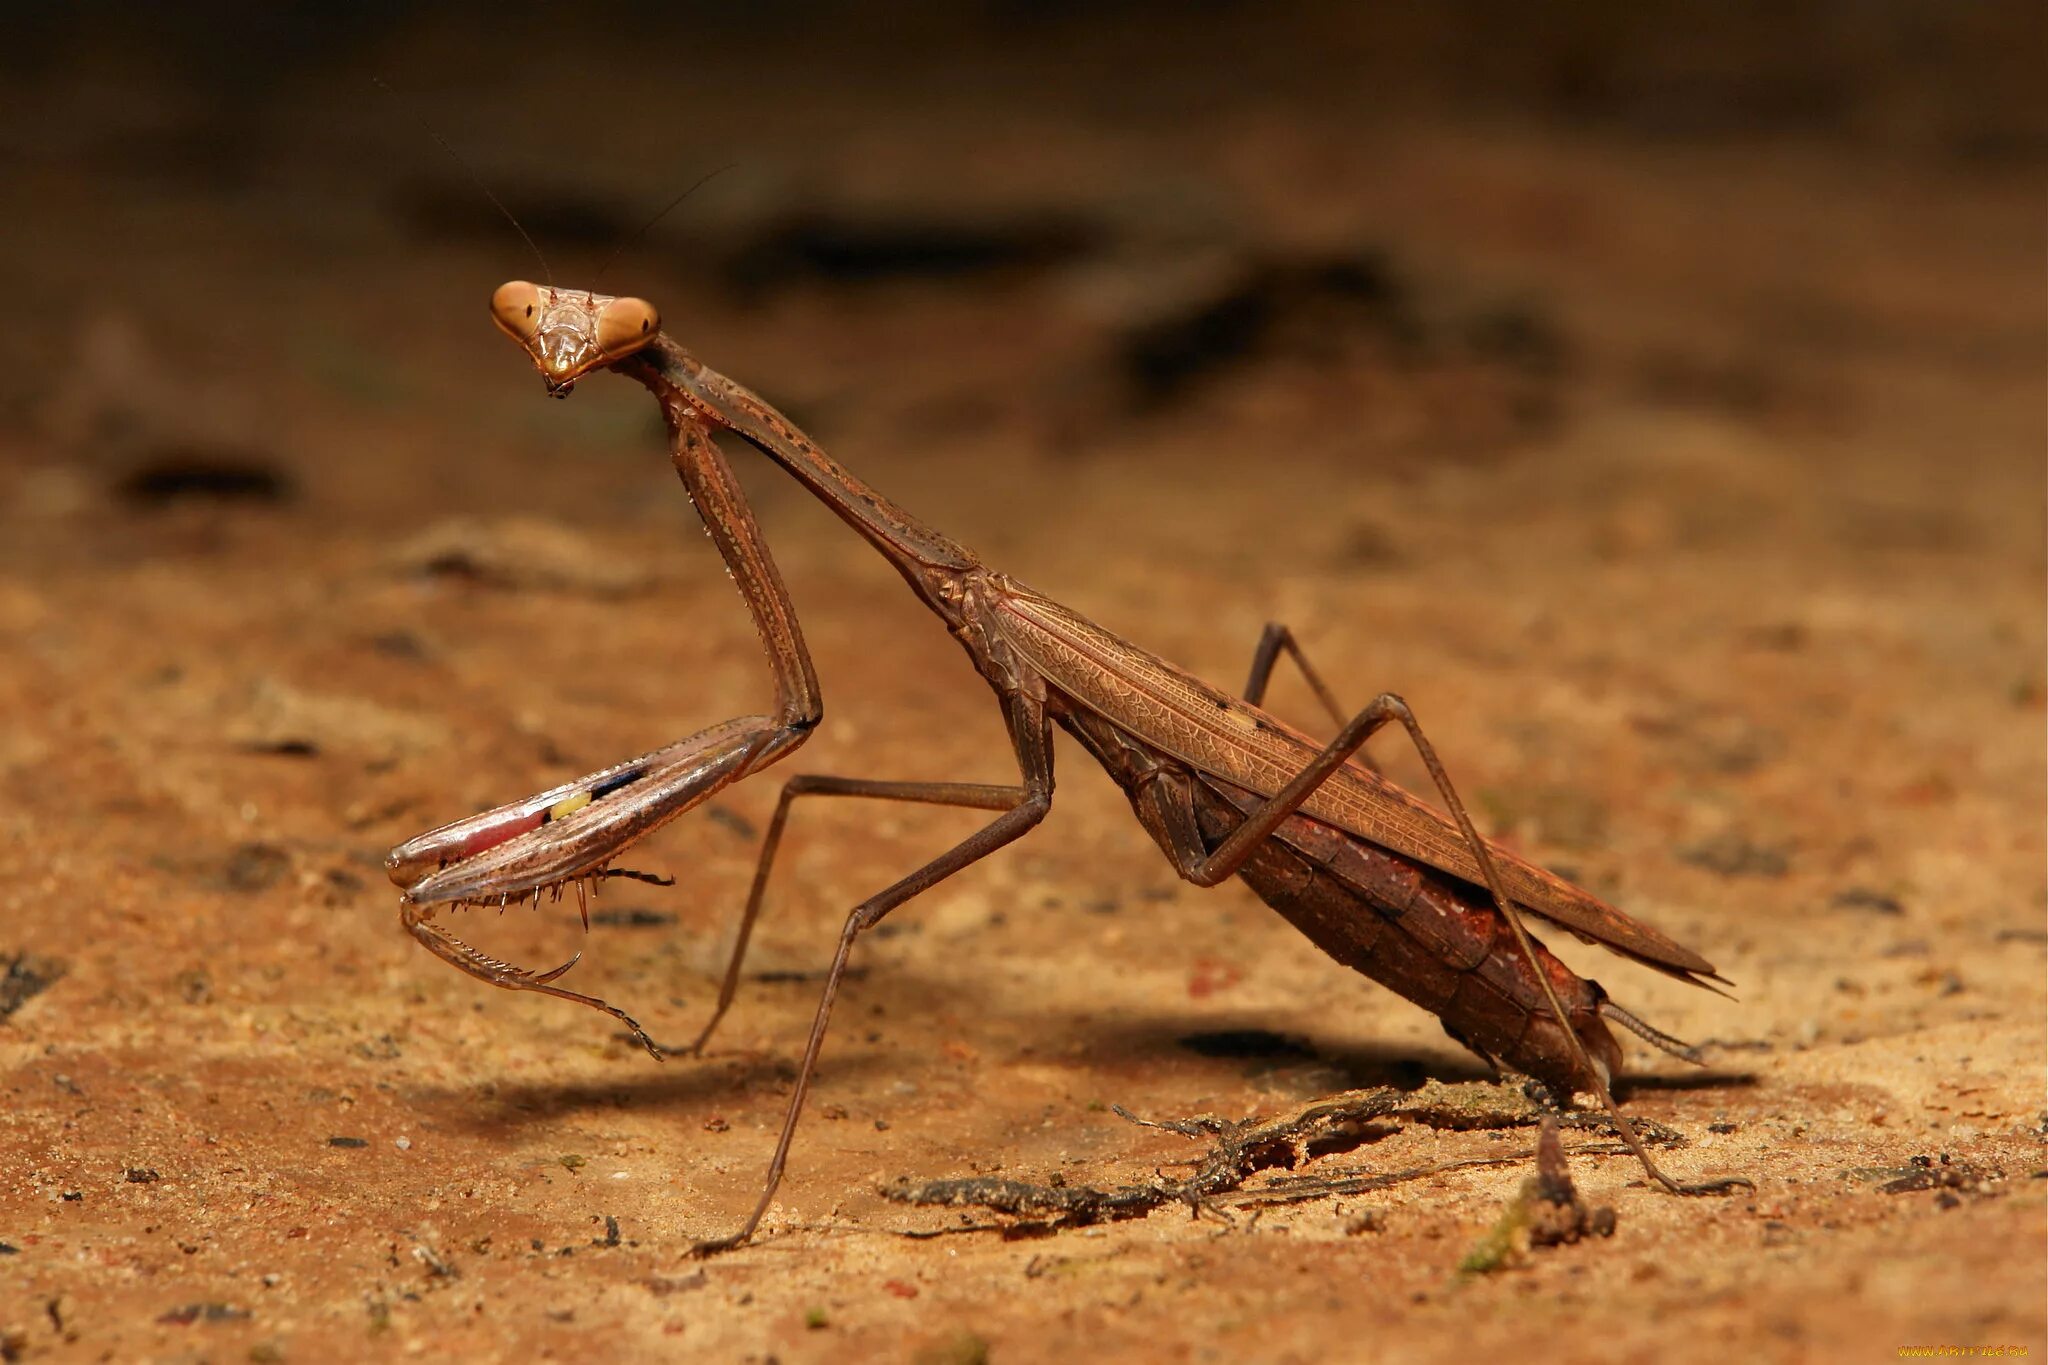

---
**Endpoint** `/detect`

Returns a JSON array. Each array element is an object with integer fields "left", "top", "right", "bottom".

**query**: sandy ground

[{"left": 1, "top": 8, "right": 2043, "bottom": 1362}]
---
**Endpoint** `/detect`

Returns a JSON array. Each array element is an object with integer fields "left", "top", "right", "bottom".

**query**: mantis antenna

[
  {"left": 590, "top": 163, "right": 739, "bottom": 292},
  {"left": 370, "top": 75, "right": 553, "bottom": 286}
]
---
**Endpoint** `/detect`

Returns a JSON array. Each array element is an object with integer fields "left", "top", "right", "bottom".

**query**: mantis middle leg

[
  {"left": 685, "top": 774, "right": 1030, "bottom": 1057},
  {"left": 688, "top": 691, "right": 1056, "bottom": 1254}
]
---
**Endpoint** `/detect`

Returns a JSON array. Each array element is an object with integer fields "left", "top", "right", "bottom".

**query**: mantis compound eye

[
  {"left": 490, "top": 280, "right": 543, "bottom": 343},
  {"left": 596, "top": 297, "right": 660, "bottom": 361}
]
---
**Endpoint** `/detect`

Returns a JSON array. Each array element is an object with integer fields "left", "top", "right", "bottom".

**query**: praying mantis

[{"left": 386, "top": 279, "right": 1747, "bottom": 1254}]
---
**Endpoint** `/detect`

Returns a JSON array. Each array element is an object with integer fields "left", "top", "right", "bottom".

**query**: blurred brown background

[{"left": 2, "top": 4, "right": 2043, "bottom": 1362}]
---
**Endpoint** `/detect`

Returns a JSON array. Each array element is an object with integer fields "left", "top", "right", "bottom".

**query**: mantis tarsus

[{"left": 387, "top": 279, "right": 1748, "bottom": 1255}]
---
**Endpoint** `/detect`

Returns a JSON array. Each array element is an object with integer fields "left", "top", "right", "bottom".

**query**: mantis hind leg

[
  {"left": 1242, "top": 622, "right": 1378, "bottom": 771},
  {"left": 1152, "top": 692, "right": 1745, "bottom": 1197}
]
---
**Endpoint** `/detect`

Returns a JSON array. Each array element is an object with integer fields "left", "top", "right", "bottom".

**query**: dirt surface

[{"left": 2, "top": 7, "right": 2044, "bottom": 1362}]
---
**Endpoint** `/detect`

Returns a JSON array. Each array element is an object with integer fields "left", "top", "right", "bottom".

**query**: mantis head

[{"left": 490, "top": 281, "right": 661, "bottom": 397}]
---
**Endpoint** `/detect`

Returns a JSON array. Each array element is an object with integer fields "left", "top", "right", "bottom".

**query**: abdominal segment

[{"left": 1190, "top": 778, "right": 1622, "bottom": 1097}]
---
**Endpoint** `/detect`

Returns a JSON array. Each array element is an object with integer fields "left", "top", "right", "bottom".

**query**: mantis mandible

[{"left": 387, "top": 280, "right": 1747, "bottom": 1254}]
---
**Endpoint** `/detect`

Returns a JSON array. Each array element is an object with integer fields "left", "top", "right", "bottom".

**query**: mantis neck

[{"left": 623, "top": 337, "right": 980, "bottom": 609}]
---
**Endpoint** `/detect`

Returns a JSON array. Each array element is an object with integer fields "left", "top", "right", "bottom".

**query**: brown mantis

[{"left": 386, "top": 279, "right": 1747, "bottom": 1254}]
